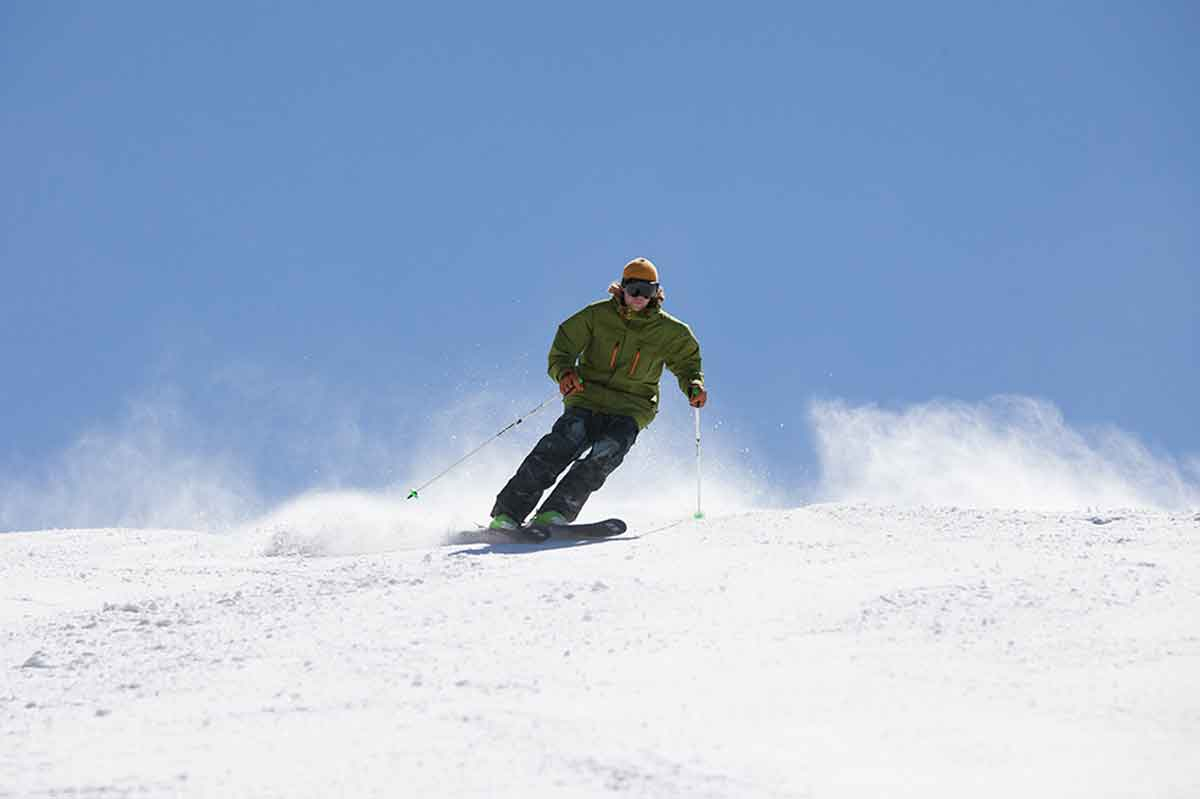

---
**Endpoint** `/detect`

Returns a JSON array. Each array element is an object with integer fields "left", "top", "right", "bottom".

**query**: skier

[{"left": 490, "top": 257, "right": 707, "bottom": 532}]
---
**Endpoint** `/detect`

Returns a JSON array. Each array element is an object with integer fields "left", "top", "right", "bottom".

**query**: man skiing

[{"left": 490, "top": 257, "right": 707, "bottom": 532}]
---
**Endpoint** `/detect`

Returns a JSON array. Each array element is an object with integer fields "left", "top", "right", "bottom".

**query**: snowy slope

[{"left": 3, "top": 505, "right": 1198, "bottom": 798}]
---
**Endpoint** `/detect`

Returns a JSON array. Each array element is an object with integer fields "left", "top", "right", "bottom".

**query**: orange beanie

[{"left": 621, "top": 258, "right": 658, "bottom": 283}]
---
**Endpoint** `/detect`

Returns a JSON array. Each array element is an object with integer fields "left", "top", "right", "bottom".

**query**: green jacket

[{"left": 547, "top": 294, "right": 704, "bottom": 429}]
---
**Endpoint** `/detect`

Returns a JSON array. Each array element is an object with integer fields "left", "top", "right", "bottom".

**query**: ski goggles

[{"left": 622, "top": 279, "right": 659, "bottom": 299}]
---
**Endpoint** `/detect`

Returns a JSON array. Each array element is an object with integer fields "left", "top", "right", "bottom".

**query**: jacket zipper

[
  {"left": 606, "top": 341, "right": 642, "bottom": 378},
  {"left": 603, "top": 336, "right": 627, "bottom": 389},
  {"left": 601, "top": 309, "right": 633, "bottom": 389}
]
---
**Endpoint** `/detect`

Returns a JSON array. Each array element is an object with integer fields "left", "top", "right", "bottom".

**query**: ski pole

[
  {"left": 406, "top": 391, "right": 560, "bottom": 500},
  {"left": 693, "top": 405, "right": 704, "bottom": 519}
]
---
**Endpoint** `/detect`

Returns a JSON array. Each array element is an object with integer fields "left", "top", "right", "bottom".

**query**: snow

[{"left": 3, "top": 505, "right": 1198, "bottom": 797}]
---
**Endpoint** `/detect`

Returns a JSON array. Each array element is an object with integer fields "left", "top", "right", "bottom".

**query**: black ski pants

[{"left": 492, "top": 406, "right": 640, "bottom": 524}]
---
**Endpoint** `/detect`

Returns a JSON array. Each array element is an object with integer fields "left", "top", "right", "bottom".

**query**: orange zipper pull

[
  {"left": 609, "top": 342, "right": 620, "bottom": 369},
  {"left": 628, "top": 349, "right": 641, "bottom": 376}
]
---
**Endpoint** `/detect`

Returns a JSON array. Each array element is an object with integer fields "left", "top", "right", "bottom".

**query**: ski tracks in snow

[{"left": 2, "top": 507, "right": 1199, "bottom": 797}]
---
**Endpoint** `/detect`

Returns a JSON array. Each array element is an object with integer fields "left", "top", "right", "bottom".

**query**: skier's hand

[
  {"left": 559, "top": 370, "right": 584, "bottom": 397},
  {"left": 689, "top": 385, "right": 708, "bottom": 408}
]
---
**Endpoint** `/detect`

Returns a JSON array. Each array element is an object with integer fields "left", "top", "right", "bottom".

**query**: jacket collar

[{"left": 610, "top": 294, "right": 661, "bottom": 322}]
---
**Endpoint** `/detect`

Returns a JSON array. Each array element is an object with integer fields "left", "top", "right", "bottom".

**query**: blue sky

[{"left": 2, "top": 3, "right": 1197, "bottom": 523}]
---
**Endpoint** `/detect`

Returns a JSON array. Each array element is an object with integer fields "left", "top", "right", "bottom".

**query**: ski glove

[
  {"left": 689, "top": 384, "right": 708, "bottom": 408},
  {"left": 559, "top": 370, "right": 584, "bottom": 397}
]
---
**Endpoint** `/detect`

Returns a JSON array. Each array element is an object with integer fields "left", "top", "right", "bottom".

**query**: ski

[
  {"left": 444, "top": 518, "right": 627, "bottom": 546},
  {"left": 526, "top": 517, "right": 627, "bottom": 540}
]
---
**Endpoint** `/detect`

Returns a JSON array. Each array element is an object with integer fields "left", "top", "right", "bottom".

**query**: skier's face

[
  {"left": 623, "top": 289, "right": 651, "bottom": 311},
  {"left": 621, "top": 281, "right": 656, "bottom": 311}
]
